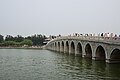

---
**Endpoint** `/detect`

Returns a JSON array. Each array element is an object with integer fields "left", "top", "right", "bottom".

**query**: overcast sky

[{"left": 0, "top": 0, "right": 120, "bottom": 36}]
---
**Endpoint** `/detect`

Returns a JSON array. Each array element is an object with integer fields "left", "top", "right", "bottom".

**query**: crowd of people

[
  {"left": 100, "top": 33, "right": 118, "bottom": 40},
  {"left": 69, "top": 33, "right": 120, "bottom": 40}
]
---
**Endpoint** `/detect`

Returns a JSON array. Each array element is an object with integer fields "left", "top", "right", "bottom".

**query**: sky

[{"left": 0, "top": 0, "right": 120, "bottom": 37}]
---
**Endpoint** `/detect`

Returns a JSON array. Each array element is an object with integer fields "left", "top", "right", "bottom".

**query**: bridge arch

[
  {"left": 61, "top": 41, "right": 64, "bottom": 53},
  {"left": 77, "top": 42, "right": 82, "bottom": 56},
  {"left": 85, "top": 43, "right": 92, "bottom": 58},
  {"left": 65, "top": 41, "right": 69, "bottom": 53},
  {"left": 110, "top": 48, "right": 120, "bottom": 63},
  {"left": 95, "top": 45, "right": 106, "bottom": 60},
  {"left": 70, "top": 41, "right": 75, "bottom": 54}
]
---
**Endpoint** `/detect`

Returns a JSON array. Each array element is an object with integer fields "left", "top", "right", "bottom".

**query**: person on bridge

[{"left": 101, "top": 33, "right": 103, "bottom": 37}]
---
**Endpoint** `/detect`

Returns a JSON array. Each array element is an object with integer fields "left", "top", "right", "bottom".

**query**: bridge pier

[
  {"left": 92, "top": 57, "right": 105, "bottom": 61},
  {"left": 106, "top": 59, "right": 120, "bottom": 63},
  {"left": 92, "top": 57, "right": 96, "bottom": 60},
  {"left": 75, "top": 44, "right": 80, "bottom": 56}
]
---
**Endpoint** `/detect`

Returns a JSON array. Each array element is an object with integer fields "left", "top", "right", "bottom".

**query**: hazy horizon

[{"left": 0, "top": 0, "right": 120, "bottom": 36}]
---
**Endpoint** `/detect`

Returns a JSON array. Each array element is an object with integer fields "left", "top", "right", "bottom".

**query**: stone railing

[{"left": 48, "top": 35, "right": 120, "bottom": 45}]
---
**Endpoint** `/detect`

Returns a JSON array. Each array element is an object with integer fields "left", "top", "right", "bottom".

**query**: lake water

[{"left": 0, "top": 49, "right": 120, "bottom": 80}]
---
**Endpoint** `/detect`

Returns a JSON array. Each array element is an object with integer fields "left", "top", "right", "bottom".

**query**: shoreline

[{"left": 0, "top": 46, "right": 43, "bottom": 49}]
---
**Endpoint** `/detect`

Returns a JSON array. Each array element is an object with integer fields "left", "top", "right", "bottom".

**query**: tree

[
  {"left": 5, "top": 35, "right": 14, "bottom": 41},
  {"left": 25, "top": 34, "right": 47, "bottom": 46},
  {"left": 0, "top": 34, "right": 47, "bottom": 47},
  {"left": 14, "top": 35, "right": 24, "bottom": 42},
  {"left": 5, "top": 35, "right": 24, "bottom": 42},
  {"left": 3, "top": 41, "right": 17, "bottom": 46},
  {"left": 0, "top": 34, "right": 4, "bottom": 42},
  {"left": 21, "top": 39, "right": 33, "bottom": 46}
]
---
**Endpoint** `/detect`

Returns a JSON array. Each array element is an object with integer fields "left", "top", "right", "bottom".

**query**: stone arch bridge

[{"left": 45, "top": 36, "right": 120, "bottom": 63}]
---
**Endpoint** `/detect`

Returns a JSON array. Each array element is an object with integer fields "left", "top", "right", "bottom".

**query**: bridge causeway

[{"left": 45, "top": 35, "right": 120, "bottom": 63}]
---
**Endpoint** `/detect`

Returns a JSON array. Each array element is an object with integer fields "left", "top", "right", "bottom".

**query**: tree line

[{"left": 0, "top": 34, "right": 47, "bottom": 47}]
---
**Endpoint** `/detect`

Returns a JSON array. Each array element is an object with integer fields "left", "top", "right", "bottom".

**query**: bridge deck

[{"left": 49, "top": 36, "right": 120, "bottom": 45}]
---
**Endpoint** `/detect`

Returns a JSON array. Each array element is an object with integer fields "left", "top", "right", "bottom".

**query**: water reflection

[
  {"left": 106, "top": 64, "right": 120, "bottom": 79},
  {"left": 55, "top": 52, "right": 120, "bottom": 80}
]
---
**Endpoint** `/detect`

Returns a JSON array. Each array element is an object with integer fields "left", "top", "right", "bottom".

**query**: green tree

[
  {"left": 3, "top": 41, "right": 17, "bottom": 46},
  {"left": 0, "top": 34, "right": 4, "bottom": 42},
  {"left": 5, "top": 35, "right": 14, "bottom": 41},
  {"left": 25, "top": 34, "right": 47, "bottom": 46},
  {"left": 21, "top": 39, "right": 33, "bottom": 46},
  {"left": 1, "top": 34, "right": 47, "bottom": 47},
  {"left": 14, "top": 35, "right": 24, "bottom": 42},
  {"left": 5, "top": 35, "right": 24, "bottom": 42}
]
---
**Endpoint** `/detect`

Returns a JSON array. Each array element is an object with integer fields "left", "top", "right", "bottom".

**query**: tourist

[
  {"left": 107, "top": 33, "right": 109, "bottom": 39},
  {"left": 101, "top": 33, "right": 103, "bottom": 37},
  {"left": 114, "top": 34, "right": 117, "bottom": 40}
]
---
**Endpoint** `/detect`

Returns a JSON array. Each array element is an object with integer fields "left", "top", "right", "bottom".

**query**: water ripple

[{"left": 0, "top": 49, "right": 120, "bottom": 80}]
